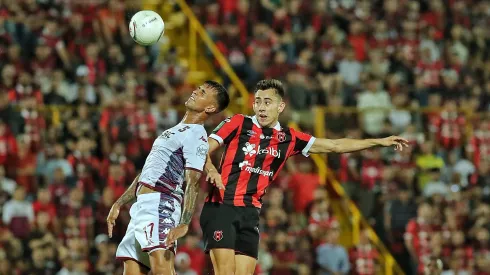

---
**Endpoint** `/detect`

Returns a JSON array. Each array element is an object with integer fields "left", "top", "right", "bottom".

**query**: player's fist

[
  {"left": 106, "top": 204, "right": 120, "bottom": 238},
  {"left": 206, "top": 169, "right": 225, "bottom": 190},
  {"left": 377, "top": 136, "right": 410, "bottom": 151},
  {"left": 165, "top": 224, "right": 189, "bottom": 246}
]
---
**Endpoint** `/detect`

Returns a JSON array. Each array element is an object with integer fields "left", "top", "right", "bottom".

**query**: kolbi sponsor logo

[
  {"left": 256, "top": 145, "right": 281, "bottom": 158},
  {"left": 242, "top": 142, "right": 281, "bottom": 158},
  {"left": 238, "top": 161, "right": 274, "bottom": 177}
]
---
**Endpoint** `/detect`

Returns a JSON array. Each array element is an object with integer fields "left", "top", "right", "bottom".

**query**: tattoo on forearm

[
  {"left": 180, "top": 171, "right": 201, "bottom": 225},
  {"left": 115, "top": 174, "right": 140, "bottom": 207}
]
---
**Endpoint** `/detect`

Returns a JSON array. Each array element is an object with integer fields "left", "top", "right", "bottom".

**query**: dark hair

[
  {"left": 204, "top": 80, "right": 229, "bottom": 113},
  {"left": 254, "top": 79, "right": 285, "bottom": 98}
]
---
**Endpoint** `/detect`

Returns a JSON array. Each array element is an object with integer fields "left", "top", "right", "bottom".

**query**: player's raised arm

[
  {"left": 309, "top": 136, "right": 410, "bottom": 154},
  {"left": 107, "top": 173, "right": 140, "bottom": 238}
]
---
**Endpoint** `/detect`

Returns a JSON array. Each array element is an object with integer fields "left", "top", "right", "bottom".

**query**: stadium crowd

[{"left": 0, "top": 0, "right": 489, "bottom": 275}]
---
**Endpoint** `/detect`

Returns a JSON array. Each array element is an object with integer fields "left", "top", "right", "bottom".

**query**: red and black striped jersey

[{"left": 207, "top": 114, "right": 316, "bottom": 208}]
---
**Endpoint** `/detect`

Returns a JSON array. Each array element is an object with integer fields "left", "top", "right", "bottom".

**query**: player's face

[
  {"left": 253, "top": 89, "right": 285, "bottom": 128},
  {"left": 185, "top": 84, "right": 218, "bottom": 113}
]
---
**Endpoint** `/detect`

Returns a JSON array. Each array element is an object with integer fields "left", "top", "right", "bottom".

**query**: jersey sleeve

[
  {"left": 209, "top": 114, "right": 243, "bottom": 145},
  {"left": 182, "top": 128, "right": 209, "bottom": 172},
  {"left": 291, "top": 128, "right": 316, "bottom": 157}
]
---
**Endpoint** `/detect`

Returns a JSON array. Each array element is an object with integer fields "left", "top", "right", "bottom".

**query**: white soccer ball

[{"left": 129, "top": 10, "right": 165, "bottom": 46}]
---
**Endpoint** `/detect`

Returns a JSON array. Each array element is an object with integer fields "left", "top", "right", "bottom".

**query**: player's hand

[
  {"left": 165, "top": 224, "right": 189, "bottom": 246},
  {"left": 206, "top": 169, "right": 225, "bottom": 190},
  {"left": 377, "top": 136, "right": 410, "bottom": 151},
  {"left": 106, "top": 204, "right": 120, "bottom": 238}
]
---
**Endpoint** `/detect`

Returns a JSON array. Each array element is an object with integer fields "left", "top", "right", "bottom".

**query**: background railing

[{"left": 142, "top": 0, "right": 249, "bottom": 115}]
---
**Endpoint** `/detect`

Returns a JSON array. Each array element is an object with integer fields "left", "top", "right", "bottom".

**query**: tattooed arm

[
  {"left": 180, "top": 169, "right": 203, "bottom": 224},
  {"left": 107, "top": 174, "right": 140, "bottom": 237},
  {"left": 165, "top": 169, "right": 202, "bottom": 245},
  {"left": 113, "top": 173, "right": 141, "bottom": 207}
]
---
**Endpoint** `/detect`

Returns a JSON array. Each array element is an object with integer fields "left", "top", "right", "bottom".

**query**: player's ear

[
  {"left": 278, "top": 100, "right": 285, "bottom": 114},
  {"left": 205, "top": 105, "right": 217, "bottom": 114}
]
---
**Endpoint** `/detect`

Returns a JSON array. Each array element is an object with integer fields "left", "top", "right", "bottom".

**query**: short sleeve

[
  {"left": 209, "top": 115, "right": 243, "bottom": 145},
  {"left": 291, "top": 129, "right": 316, "bottom": 157},
  {"left": 182, "top": 128, "right": 209, "bottom": 172}
]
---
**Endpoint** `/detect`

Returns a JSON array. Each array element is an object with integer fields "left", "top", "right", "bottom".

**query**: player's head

[
  {"left": 185, "top": 80, "right": 229, "bottom": 114},
  {"left": 252, "top": 79, "right": 286, "bottom": 128}
]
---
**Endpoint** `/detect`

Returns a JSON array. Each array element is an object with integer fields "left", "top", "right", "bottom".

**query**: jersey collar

[{"left": 252, "top": 115, "right": 281, "bottom": 131}]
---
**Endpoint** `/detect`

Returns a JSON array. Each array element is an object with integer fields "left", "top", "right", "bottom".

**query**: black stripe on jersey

[
  {"left": 223, "top": 117, "right": 254, "bottom": 204},
  {"left": 243, "top": 127, "right": 273, "bottom": 207},
  {"left": 293, "top": 130, "right": 309, "bottom": 153},
  {"left": 268, "top": 128, "right": 293, "bottom": 180},
  {"left": 218, "top": 128, "right": 239, "bottom": 173}
]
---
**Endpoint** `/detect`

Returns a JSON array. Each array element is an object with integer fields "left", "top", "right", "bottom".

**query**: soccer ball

[{"left": 129, "top": 10, "right": 165, "bottom": 46}]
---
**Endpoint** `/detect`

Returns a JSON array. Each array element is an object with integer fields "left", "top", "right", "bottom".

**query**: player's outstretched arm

[
  {"left": 165, "top": 169, "right": 202, "bottom": 245},
  {"left": 309, "top": 136, "right": 409, "bottom": 154},
  {"left": 107, "top": 173, "right": 140, "bottom": 238}
]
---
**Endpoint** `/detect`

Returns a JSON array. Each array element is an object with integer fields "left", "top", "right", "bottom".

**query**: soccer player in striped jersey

[{"left": 201, "top": 79, "right": 409, "bottom": 275}]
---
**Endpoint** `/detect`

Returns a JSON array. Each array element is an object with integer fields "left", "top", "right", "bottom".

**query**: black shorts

[{"left": 199, "top": 202, "right": 260, "bottom": 259}]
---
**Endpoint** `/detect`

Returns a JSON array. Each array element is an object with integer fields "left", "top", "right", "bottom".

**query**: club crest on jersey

[
  {"left": 213, "top": 230, "right": 223, "bottom": 242},
  {"left": 277, "top": 132, "right": 286, "bottom": 142}
]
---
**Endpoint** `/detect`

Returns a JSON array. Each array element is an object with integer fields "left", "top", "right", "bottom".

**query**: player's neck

[
  {"left": 181, "top": 111, "right": 206, "bottom": 125},
  {"left": 263, "top": 120, "right": 279, "bottom": 129}
]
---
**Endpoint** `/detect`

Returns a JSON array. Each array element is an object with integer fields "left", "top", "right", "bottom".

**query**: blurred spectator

[
  {"left": 287, "top": 159, "right": 319, "bottom": 213},
  {"left": 179, "top": 232, "right": 205, "bottom": 275},
  {"left": 32, "top": 188, "right": 57, "bottom": 228},
  {"left": 152, "top": 92, "right": 179, "bottom": 134},
  {"left": 2, "top": 186, "right": 34, "bottom": 239},
  {"left": 94, "top": 234, "right": 117, "bottom": 274},
  {"left": 405, "top": 201, "right": 440, "bottom": 274},
  {"left": 316, "top": 222, "right": 350, "bottom": 275},
  {"left": 41, "top": 143, "right": 74, "bottom": 184},
  {"left": 385, "top": 185, "right": 417, "bottom": 272},
  {"left": 0, "top": 165, "right": 16, "bottom": 201},
  {"left": 357, "top": 76, "right": 392, "bottom": 137},
  {"left": 349, "top": 229, "right": 380, "bottom": 275},
  {"left": 0, "top": 118, "right": 18, "bottom": 169},
  {"left": 175, "top": 252, "right": 198, "bottom": 275}
]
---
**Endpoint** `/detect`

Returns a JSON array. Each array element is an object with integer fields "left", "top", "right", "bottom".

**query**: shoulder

[
  {"left": 227, "top": 114, "right": 246, "bottom": 123},
  {"left": 214, "top": 114, "right": 247, "bottom": 130},
  {"left": 180, "top": 125, "right": 207, "bottom": 141},
  {"left": 288, "top": 127, "right": 312, "bottom": 139},
  {"left": 190, "top": 124, "right": 207, "bottom": 134}
]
